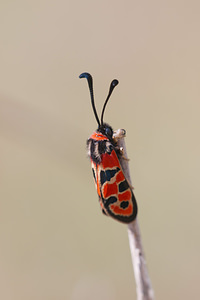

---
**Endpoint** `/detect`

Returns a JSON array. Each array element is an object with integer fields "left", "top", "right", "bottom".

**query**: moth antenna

[
  {"left": 79, "top": 72, "right": 100, "bottom": 127},
  {"left": 101, "top": 79, "right": 119, "bottom": 125}
]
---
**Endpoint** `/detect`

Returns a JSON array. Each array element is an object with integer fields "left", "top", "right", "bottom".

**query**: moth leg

[
  {"left": 115, "top": 145, "right": 130, "bottom": 161},
  {"left": 113, "top": 128, "right": 126, "bottom": 140},
  {"left": 119, "top": 146, "right": 130, "bottom": 161},
  {"left": 113, "top": 129, "right": 129, "bottom": 159}
]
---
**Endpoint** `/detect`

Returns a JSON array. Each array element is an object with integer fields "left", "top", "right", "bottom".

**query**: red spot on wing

[
  {"left": 102, "top": 182, "right": 118, "bottom": 198},
  {"left": 118, "top": 190, "right": 132, "bottom": 202},
  {"left": 110, "top": 202, "right": 133, "bottom": 216},
  {"left": 116, "top": 170, "right": 125, "bottom": 182},
  {"left": 101, "top": 150, "right": 120, "bottom": 169}
]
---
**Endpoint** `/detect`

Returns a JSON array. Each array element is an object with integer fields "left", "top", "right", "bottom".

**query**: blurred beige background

[{"left": 1, "top": 0, "right": 200, "bottom": 299}]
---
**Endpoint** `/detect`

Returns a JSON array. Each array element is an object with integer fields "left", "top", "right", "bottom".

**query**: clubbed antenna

[
  {"left": 101, "top": 79, "right": 119, "bottom": 125},
  {"left": 79, "top": 72, "right": 100, "bottom": 127}
]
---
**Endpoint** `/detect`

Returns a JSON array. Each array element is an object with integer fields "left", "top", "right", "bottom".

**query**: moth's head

[
  {"left": 79, "top": 72, "right": 119, "bottom": 131},
  {"left": 97, "top": 123, "right": 113, "bottom": 140}
]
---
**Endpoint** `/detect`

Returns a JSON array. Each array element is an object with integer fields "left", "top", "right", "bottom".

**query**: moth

[{"left": 80, "top": 72, "right": 137, "bottom": 223}]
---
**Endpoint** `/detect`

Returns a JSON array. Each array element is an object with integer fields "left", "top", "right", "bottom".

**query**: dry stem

[{"left": 113, "top": 129, "right": 154, "bottom": 300}]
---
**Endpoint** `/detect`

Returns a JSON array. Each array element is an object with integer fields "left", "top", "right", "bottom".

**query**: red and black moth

[{"left": 79, "top": 72, "right": 138, "bottom": 223}]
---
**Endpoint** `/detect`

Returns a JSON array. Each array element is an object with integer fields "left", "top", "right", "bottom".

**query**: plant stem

[{"left": 113, "top": 129, "right": 154, "bottom": 300}]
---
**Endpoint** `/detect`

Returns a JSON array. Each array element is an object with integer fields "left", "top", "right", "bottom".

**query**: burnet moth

[{"left": 79, "top": 72, "right": 138, "bottom": 223}]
